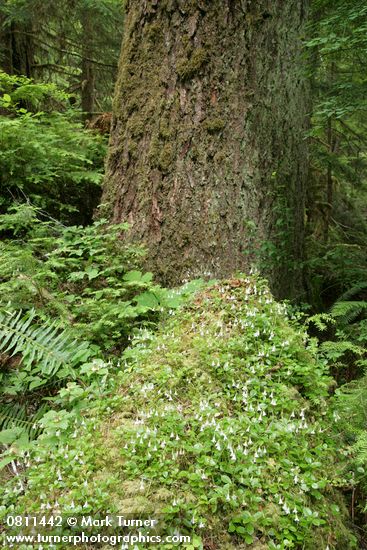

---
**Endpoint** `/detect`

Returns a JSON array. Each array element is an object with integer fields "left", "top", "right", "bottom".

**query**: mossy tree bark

[{"left": 102, "top": 0, "right": 310, "bottom": 299}]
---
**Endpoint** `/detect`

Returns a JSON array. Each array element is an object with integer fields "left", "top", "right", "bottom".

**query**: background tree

[
  {"left": 0, "top": 72, "right": 106, "bottom": 223},
  {"left": 0, "top": 0, "right": 124, "bottom": 115},
  {"left": 102, "top": 0, "right": 310, "bottom": 299},
  {"left": 306, "top": 0, "right": 367, "bottom": 306}
]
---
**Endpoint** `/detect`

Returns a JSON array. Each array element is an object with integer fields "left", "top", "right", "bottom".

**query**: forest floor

[{"left": 2, "top": 277, "right": 357, "bottom": 549}]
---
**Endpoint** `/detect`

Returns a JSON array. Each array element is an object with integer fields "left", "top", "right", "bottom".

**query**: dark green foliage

[
  {"left": 0, "top": 204, "right": 197, "bottom": 351},
  {"left": 0, "top": 0, "right": 123, "bottom": 112},
  {"left": 308, "top": 287, "right": 367, "bottom": 525},
  {"left": 0, "top": 72, "right": 105, "bottom": 223},
  {"left": 306, "top": 0, "right": 367, "bottom": 305}
]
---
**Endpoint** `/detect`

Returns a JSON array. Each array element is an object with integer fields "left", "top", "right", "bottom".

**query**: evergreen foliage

[
  {"left": 306, "top": 0, "right": 367, "bottom": 304},
  {"left": 0, "top": 72, "right": 105, "bottom": 222},
  {"left": 0, "top": 0, "right": 123, "bottom": 113}
]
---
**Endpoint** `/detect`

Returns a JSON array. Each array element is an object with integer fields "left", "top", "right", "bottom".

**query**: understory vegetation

[
  {"left": 0, "top": 0, "right": 367, "bottom": 549},
  {"left": 0, "top": 278, "right": 358, "bottom": 549}
]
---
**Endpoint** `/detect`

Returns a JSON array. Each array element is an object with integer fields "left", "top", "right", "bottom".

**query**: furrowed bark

[{"left": 102, "top": 0, "right": 310, "bottom": 299}]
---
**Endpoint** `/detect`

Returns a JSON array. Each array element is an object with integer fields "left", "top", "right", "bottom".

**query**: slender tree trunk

[
  {"left": 325, "top": 116, "right": 333, "bottom": 243},
  {"left": 102, "top": 0, "right": 310, "bottom": 299},
  {"left": 81, "top": 10, "right": 95, "bottom": 119},
  {"left": 324, "top": 61, "right": 336, "bottom": 244}
]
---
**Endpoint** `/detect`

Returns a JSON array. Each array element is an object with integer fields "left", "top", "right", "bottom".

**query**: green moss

[
  {"left": 176, "top": 47, "right": 208, "bottom": 80},
  {"left": 161, "top": 0, "right": 198, "bottom": 14},
  {"left": 146, "top": 21, "right": 161, "bottom": 41},
  {"left": 190, "top": 144, "right": 199, "bottom": 161},
  {"left": 214, "top": 150, "right": 226, "bottom": 163},
  {"left": 1, "top": 278, "right": 357, "bottom": 549},
  {"left": 127, "top": 114, "right": 145, "bottom": 137},
  {"left": 158, "top": 142, "right": 174, "bottom": 172},
  {"left": 148, "top": 134, "right": 161, "bottom": 167},
  {"left": 148, "top": 130, "right": 175, "bottom": 172},
  {"left": 203, "top": 117, "right": 226, "bottom": 133},
  {"left": 160, "top": 0, "right": 176, "bottom": 13},
  {"left": 127, "top": 139, "right": 138, "bottom": 159},
  {"left": 126, "top": 97, "right": 139, "bottom": 114},
  {"left": 159, "top": 117, "right": 172, "bottom": 139}
]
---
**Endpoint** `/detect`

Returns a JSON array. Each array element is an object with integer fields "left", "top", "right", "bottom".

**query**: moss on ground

[{"left": 0, "top": 277, "right": 356, "bottom": 549}]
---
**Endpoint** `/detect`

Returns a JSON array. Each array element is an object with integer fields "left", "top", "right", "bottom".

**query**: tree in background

[
  {"left": 0, "top": 72, "right": 106, "bottom": 223},
  {"left": 102, "top": 0, "right": 310, "bottom": 299},
  {"left": 0, "top": 0, "right": 123, "bottom": 222},
  {"left": 306, "top": 0, "right": 367, "bottom": 305},
  {"left": 0, "top": 0, "right": 123, "bottom": 116}
]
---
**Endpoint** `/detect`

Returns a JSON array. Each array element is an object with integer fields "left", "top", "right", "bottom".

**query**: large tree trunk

[{"left": 102, "top": 0, "right": 310, "bottom": 299}]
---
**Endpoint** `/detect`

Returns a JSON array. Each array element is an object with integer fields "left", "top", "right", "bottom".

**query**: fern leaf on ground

[{"left": 0, "top": 309, "right": 90, "bottom": 376}]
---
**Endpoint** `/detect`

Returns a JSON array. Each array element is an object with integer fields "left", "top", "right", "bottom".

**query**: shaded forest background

[{"left": 0, "top": 0, "right": 367, "bottom": 548}]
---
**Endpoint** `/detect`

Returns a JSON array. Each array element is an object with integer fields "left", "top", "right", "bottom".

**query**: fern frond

[
  {"left": 320, "top": 340, "right": 364, "bottom": 360},
  {"left": 0, "top": 309, "right": 89, "bottom": 376},
  {"left": 330, "top": 300, "right": 367, "bottom": 325},
  {"left": 0, "top": 402, "right": 49, "bottom": 440},
  {"left": 338, "top": 282, "right": 367, "bottom": 302},
  {"left": 306, "top": 312, "right": 335, "bottom": 331},
  {"left": 353, "top": 432, "right": 367, "bottom": 466}
]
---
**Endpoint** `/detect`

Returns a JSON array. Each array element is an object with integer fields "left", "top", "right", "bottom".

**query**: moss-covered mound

[{"left": 1, "top": 277, "right": 355, "bottom": 549}]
